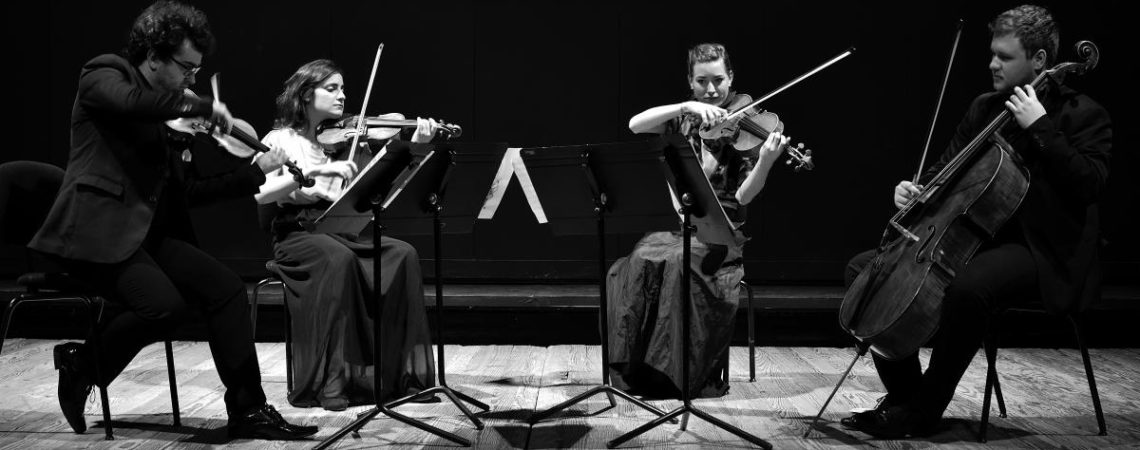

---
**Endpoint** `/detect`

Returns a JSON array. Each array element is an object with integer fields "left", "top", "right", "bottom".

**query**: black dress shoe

[
  {"left": 841, "top": 395, "right": 894, "bottom": 431},
  {"left": 53, "top": 342, "right": 94, "bottom": 434},
  {"left": 842, "top": 404, "right": 914, "bottom": 439},
  {"left": 228, "top": 404, "right": 318, "bottom": 440}
]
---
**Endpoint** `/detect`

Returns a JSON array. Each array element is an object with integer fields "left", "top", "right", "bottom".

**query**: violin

[
  {"left": 166, "top": 115, "right": 315, "bottom": 187},
  {"left": 698, "top": 93, "right": 814, "bottom": 171},
  {"left": 316, "top": 113, "right": 462, "bottom": 151}
]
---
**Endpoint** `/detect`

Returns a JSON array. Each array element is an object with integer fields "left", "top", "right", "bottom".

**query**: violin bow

[
  {"left": 344, "top": 43, "right": 385, "bottom": 177},
  {"left": 913, "top": 19, "right": 964, "bottom": 184},
  {"left": 722, "top": 47, "right": 855, "bottom": 122},
  {"left": 211, "top": 73, "right": 221, "bottom": 103}
]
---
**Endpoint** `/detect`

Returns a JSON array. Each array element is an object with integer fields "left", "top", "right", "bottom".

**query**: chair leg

[
  {"left": 979, "top": 336, "right": 1000, "bottom": 443},
  {"left": 84, "top": 297, "right": 114, "bottom": 440},
  {"left": 993, "top": 363, "right": 1007, "bottom": 418},
  {"left": 1070, "top": 315, "right": 1107, "bottom": 436},
  {"left": 250, "top": 278, "right": 275, "bottom": 338},
  {"left": 0, "top": 296, "right": 24, "bottom": 356},
  {"left": 742, "top": 281, "right": 756, "bottom": 382},
  {"left": 164, "top": 340, "right": 180, "bottom": 427},
  {"left": 282, "top": 286, "right": 293, "bottom": 394}
]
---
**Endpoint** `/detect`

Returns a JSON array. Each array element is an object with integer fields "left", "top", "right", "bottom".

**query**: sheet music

[{"left": 339, "top": 145, "right": 388, "bottom": 200}]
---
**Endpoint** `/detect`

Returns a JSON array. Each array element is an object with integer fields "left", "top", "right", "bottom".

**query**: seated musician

[
  {"left": 29, "top": 0, "right": 317, "bottom": 439},
  {"left": 842, "top": 5, "right": 1112, "bottom": 438},
  {"left": 611, "top": 43, "right": 789, "bottom": 398},
  {"left": 254, "top": 59, "right": 443, "bottom": 411}
]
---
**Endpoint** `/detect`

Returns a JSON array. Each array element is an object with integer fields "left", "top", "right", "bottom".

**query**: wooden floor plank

[{"left": 1, "top": 339, "right": 1139, "bottom": 449}]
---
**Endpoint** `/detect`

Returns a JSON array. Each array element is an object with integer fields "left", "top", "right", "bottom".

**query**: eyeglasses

[{"left": 169, "top": 57, "right": 203, "bottom": 77}]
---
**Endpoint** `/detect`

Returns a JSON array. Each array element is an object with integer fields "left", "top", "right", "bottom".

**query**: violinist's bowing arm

[
  {"left": 735, "top": 130, "right": 788, "bottom": 205},
  {"left": 254, "top": 161, "right": 357, "bottom": 204},
  {"left": 79, "top": 65, "right": 210, "bottom": 119},
  {"left": 629, "top": 101, "right": 727, "bottom": 134}
]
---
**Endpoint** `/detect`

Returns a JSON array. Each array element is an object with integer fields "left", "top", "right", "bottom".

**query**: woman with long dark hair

[{"left": 255, "top": 59, "right": 442, "bottom": 411}]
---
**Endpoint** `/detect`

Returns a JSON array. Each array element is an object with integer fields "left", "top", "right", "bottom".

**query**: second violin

[{"left": 316, "top": 113, "right": 462, "bottom": 152}]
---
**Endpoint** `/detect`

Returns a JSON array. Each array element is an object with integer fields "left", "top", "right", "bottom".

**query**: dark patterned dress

[
  {"left": 262, "top": 129, "right": 436, "bottom": 410},
  {"left": 608, "top": 94, "right": 758, "bottom": 398}
]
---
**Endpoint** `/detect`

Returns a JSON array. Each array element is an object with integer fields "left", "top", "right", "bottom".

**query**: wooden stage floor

[{"left": 1, "top": 339, "right": 1137, "bottom": 449}]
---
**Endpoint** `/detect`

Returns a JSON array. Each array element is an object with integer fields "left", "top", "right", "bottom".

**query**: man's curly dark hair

[{"left": 123, "top": 0, "right": 215, "bottom": 65}]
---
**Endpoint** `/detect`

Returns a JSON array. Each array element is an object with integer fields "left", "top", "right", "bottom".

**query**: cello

[
  {"left": 838, "top": 40, "right": 1100, "bottom": 360},
  {"left": 805, "top": 38, "right": 1101, "bottom": 437}
]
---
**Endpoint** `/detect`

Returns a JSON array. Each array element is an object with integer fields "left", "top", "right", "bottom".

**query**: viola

[
  {"left": 316, "top": 113, "right": 462, "bottom": 152},
  {"left": 166, "top": 115, "right": 315, "bottom": 187},
  {"left": 697, "top": 93, "right": 814, "bottom": 171}
]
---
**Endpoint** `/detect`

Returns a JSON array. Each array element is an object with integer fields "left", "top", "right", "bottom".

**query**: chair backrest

[{"left": 0, "top": 161, "right": 65, "bottom": 247}]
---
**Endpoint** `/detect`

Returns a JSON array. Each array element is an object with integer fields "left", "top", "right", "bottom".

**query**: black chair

[
  {"left": 978, "top": 309, "right": 1107, "bottom": 442},
  {"left": 0, "top": 161, "right": 180, "bottom": 440},
  {"left": 250, "top": 262, "right": 292, "bottom": 393},
  {"left": 249, "top": 202, "right": 293, "bottom": 392}
]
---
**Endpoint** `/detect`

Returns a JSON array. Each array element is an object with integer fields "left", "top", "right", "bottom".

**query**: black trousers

[
  {"left": 65, "top": 235, "right": 267, "bottom": 417},
  {"left": 844, "top": 237, "right": 1038, "bottom": 423}
]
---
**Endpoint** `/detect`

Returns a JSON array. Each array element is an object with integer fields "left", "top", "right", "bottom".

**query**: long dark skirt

[
  {"left": 271, "top": 231, "right": 436, "bottom": 410},
  {"left": 606, "top": 231, "right": 746, "bottom": 399}
]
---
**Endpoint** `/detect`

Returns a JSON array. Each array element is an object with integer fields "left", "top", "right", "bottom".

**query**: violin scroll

[{"left": 784, "top": 142, "right": 814, "bottom": 172}]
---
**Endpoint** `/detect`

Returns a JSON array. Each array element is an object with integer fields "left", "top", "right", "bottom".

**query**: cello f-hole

[{"left": 914, "top": 224, "right": 936, "bottom": 264}]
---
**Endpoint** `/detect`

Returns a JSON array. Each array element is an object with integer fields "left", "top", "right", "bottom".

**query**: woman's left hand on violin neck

[
  {"left": 410, "top": 117, "right": 444, "bottom": 143},
  {"left": 755, "top": 129, "right": 790, "bottom": 163},
  {"left": 253, "top": 146, "right": 289, "bottom": 174}
]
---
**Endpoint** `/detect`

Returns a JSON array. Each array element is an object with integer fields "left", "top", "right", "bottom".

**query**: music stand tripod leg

[
  {"left": 528, "top": 204, "right": 670, "bottom": 424},
  {"left": 426, "top": 198, "right": 489, "bottom": 419},
  {"left": 314, "top": 199, "right": 474, "bottom": 449},
  {"left": 609, "top": 195, "right": 771, "bottom": 449}
]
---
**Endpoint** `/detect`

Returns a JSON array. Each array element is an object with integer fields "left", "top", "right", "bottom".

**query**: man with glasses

[{"left": 30, "top": 0, "right": 316, "bottom": 440}]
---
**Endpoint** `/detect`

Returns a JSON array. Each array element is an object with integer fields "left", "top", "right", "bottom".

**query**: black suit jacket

[
  {"left": 30, "top": 54, "right": 266, "bottom": 263},
  {"left": 920, "top": 79, "right": 1112, "bottom": 313}
]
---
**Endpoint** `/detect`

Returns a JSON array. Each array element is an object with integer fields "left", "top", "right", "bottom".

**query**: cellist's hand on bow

[
  {"left": 1006, "top": 85, "right": 1047, "bottom": 129},
  {"left": 410, "top": 117, "right": 442, "bottom": 143},
  {"left": 681, "top": 101, "right": 728, "bottom": 126},
  {"left": 894, "top": 180, "right": 924, "bottom": 210}
]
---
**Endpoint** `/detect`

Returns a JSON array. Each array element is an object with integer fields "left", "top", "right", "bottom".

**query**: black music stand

[
  {"left": 520, "top": 141, "right": 677, "bottom": 426},
  {"left": 607, "top": 134, "right": 771, "bottom": 449},
  {"left": 379, "top": 141, "right": 507, "bottom": 414},
  {"left": 310, "top": 141, "right": 486, "bottom": 448}
]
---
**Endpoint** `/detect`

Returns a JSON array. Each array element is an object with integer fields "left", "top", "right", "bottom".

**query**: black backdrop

[{"left": 3, "top": 0, "right": 1136, "bottom": 284}]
